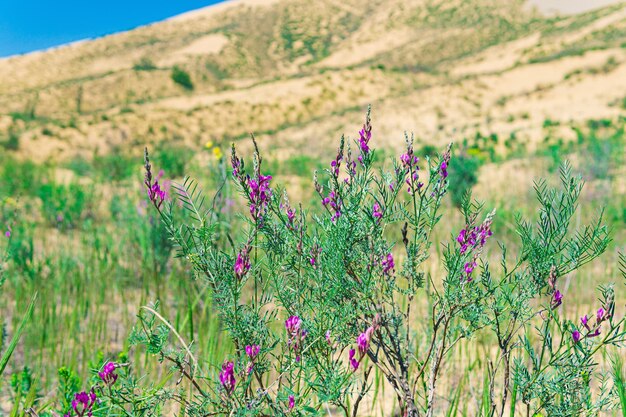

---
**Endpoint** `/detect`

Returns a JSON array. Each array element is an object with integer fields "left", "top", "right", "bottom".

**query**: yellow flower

[
  {"left": 212, "top": 147, "right": 223, "bottom": 159},
  {"left": 205, "top": 140, "right": 214, "bottom": 149}
]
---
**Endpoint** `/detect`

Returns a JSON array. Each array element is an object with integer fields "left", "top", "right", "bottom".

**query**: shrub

[
  {"left": 171, "top": 66, "right": 194, "bottom": 90},
  {"left": 53, "top": 110, "right": 625, "bottom": 417},
  {"left": 448, "top": 151, "right": 481, "bottom": 207},
  {"left": 133, "top": 57, "right": 157, "bottom": 71},
  {"left": 2, "top": 130, "right": 20, "bottom": 151}
]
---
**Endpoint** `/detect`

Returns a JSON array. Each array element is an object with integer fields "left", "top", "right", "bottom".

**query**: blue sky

[{"left": 0, "top": 1, "right": 225, "bottom": 57}]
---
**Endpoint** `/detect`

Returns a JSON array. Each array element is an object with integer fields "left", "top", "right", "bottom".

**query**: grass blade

[{"left": 0, "top": 292, "right": 37, "bottom": 375}]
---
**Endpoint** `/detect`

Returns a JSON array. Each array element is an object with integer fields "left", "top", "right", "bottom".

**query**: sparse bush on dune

[
  {"left": 133, "top": 57, "right": 157, "bottom": 72},
  {"left": 171, "top": 66, "right": 194, "bottom": 91},
  {"left": 28, "top": 109, "right": 624, "bottom": 417}
]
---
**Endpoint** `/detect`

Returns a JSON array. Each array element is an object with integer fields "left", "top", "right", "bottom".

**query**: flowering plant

[{"left": 58, "top": 108, "right": 626, "bottom": 416}]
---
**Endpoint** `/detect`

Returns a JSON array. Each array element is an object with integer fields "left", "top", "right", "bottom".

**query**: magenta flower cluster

[
  {"left": 349, "top": 319, "right": 378, "bottom": 371},
  {"left": 358, "top": 115, "right": 372, "bottom": 163},
  {"left": 231, "top": 151, "right": 243, "bottom": 178},
  {"left": 456, "top": 218, "right": 493, "bottom": 281},
  {"left": 381, "top": 253, "right": 395, "bottom": 275},
  {"left": 145, "top": 169, "right": 169, "bottom": 210},
  {"left": 280, "top": 197, "right": 299, "bottom": 230},
  {"left": 219, "top": 360, "right": 236, "bottom": 394},
  {"left": 286, "top": 206, "right": 296, "bottom": 228},
  {"left": 144, "top": 150, "right": 170, "bottom": 210},
  {"left": 551, "top": 290, "right": 563, "bottom": 310},
  {"left": 285, "top": 315, "right": 307, "bottom": 362},
  {"left": 372, "top": 202, "right": 383, "bottom": 222},
  {"left": 234, "top": 249, "right": 251, "bottom": 280},
  {"left": 230, "top": 145, "right": 273, "bottom": 223},
  {"left": 439, "top": 153, "right": 450, "bottom": 179},
  {"left": 400, "top": 144, "right": 422, "bottom": 195},
  {"left": 245, "top": 344, "right": 260, "bottom": 360},
  {"left": 66, "top": 390, "right": 97, "bottom": 417},
  {"left": 573, "top": 307, "right": 610, "bottom": 343},
  {"left": 322, "top": 190, "right": 342, "bottom": 222},
  {"left": 98, "top": 361, "right": 118, "bottom": 386},
  {"left": 248, "top": 174, "right": 272, "bottom": 222},
  {"left": 432, "top": 144, "right": 452, "bottom": 197},
  {"left": 245, "top": 344, "right": 260, "bottom": 374},
  {"left": 330, "top": 143, "right": 343, "bottom": 178}
]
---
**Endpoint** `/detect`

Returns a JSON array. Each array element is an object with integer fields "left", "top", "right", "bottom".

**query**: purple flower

[
  {"left": 349, "top": 349, "right": 359, "bottom": 371},
  {"left": 456, "top": 216, "right": 494, "bottom": 282},
  {"left": 321, "top": 190, "right": 342, "bottom": 222},
  {"left": 581, "top": 315, "right": 590, "bottom": 330},
  {"left": 219, "top": 360, "right": 236, "bottom": 394},
  {"left": 587, "top": 327, "right": 601, "bottom": 338},
  {"left": 597, "top": 307, "right": 606, "bottom": 323},
  {"left": 433, "top": 144, "right": 452, "bottom": 197},
  {"left": 248, "top": 174, "right": 273, "bottom": 223},
  {"left": 71, "top": 390, "right": 97, "bottom": 417},
  {"left": 234, "top": 250, "right": 251, "bottom": 279},
  {"left": 356, "top": 333, "right": 368, "bottom": 354},
  {"left": 463, "top": 261, "right": 478, "bottom": 281},
  {"left": 4, "top": 230, "right": 9, "bottom": 238},
  {"left": 400, "top": 142, "right": 422, "bottom": 195},
  {"left": 285, "top": 315, "right": 307, "bottom": 359},
  {"left": 456, "top": 223, "right": 492, "bottom": 254},
  {"left": 456, "top": 229, "right": 467, "bottom": 246},
  {"left": 288, "top": 395, "right": 295, "bottom": 410},
  {"left": 572, "top": 330, "right": 582, "bottom": 343},
  {"left": 285, "top": 315, "right": 302, "bottom": 335},
  {"left": 329, "top": 138, "right": 345, "bottom": 178},
  {"left": 439, "top": 147, "right": 451, "bottom": 180},
  {"left": 357, "top": 110, "right": 372, "bottom": 163},
  {"left": 325, "top": 330, "right": 332, "bottom": 345},
  {"left": 144, "top": 165, "right": 170, "bottom": 210},
  {"left": 245, "top": 344, "right": 260, "bottom": 360},
  {"left": 381, "top": 253, "right": 395, "bottom": 275},
  {"left": 551, "top": 290, "right": 563, "bottom": 310},
  {"left": 372, "top": 203, "right": 383, "bottom": 221},
  {"left": 440, "top": 160, "right": 448, "bottom": 179},
  {"left": 359, "top": 130, "right": 370, "bottom": 154},
  {"left": 98, "top": 362, "right": 118, "bottom": 386},
  {"left": 356, "top": 326, "right": 374, "bottom": 355}
]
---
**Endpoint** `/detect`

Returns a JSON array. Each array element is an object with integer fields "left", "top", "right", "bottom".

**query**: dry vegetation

[{"left": 1, "top": 0, "right": 625, "bottom": 164}]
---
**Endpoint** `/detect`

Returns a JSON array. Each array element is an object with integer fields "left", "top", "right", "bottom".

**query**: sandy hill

[{"left": 1, "top": 0, "right": 625, "bottom": 163}]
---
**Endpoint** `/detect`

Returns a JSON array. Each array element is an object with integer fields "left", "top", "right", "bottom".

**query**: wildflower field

[{"left": 1, "top": 1, "right": 626, "bottom": 416}]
